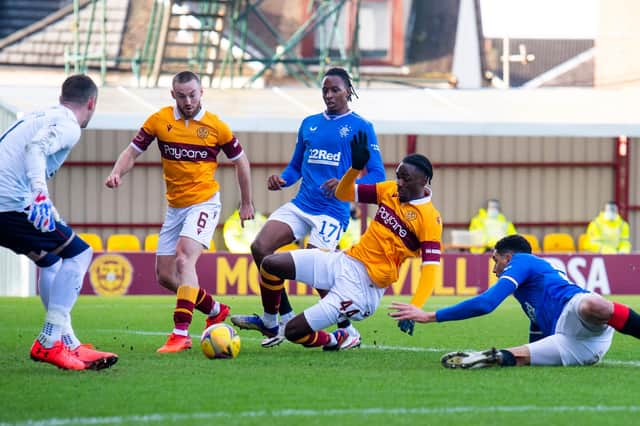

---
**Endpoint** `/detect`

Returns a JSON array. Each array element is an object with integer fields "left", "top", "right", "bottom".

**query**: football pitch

[{"left": 1, "top": 295, "right": 639, "bottom": 426}]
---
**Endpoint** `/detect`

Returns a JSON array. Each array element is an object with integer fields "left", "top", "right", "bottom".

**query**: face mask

[
  {"left": 604, "top": 206, "right": 617, "bottom": 221},
  {"left": 487, "top": 207, "right": 499, "bottom": 218}
]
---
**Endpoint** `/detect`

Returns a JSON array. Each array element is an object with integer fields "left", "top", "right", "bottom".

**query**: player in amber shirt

[
  {"left": 105, "top": 71, "right": 254, "bottom": 353},
  {"left": 252, "top": 131, "right": 442, "bottom": 350}
]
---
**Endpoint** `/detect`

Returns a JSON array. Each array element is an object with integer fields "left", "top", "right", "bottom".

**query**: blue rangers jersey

[
  {"left": 280, "top": 110, "right": 385, "bottom": 229},
  {"left": 436, "top": 253, "right": 588, "bottom": 338}
]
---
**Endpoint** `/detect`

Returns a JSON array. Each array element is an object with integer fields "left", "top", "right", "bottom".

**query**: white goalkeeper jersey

[{"left": 0, "top": 105, "right": 81, "bottom": 212}]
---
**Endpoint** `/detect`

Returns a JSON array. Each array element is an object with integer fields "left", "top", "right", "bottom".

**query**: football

[{"left": 200, "top": 323, "right": 241, "bottom": 359}]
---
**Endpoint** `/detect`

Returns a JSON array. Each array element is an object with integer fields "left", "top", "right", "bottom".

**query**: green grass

[{"left": 1, "top": 295, "right": 639, "bottom": 426}]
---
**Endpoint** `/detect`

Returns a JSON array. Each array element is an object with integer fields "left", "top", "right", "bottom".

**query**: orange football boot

[
  {"left": 30, "top": 340, "right": 86, "bottom": 370},
  {"left": 156, "top": 333, "right": 192, "bottom": 353},
  {"left": 205, "top": 303, "right": 230, "bottom": 328},
  {"left": 70, "top": 343, "right": 119, "bottom": 370}
]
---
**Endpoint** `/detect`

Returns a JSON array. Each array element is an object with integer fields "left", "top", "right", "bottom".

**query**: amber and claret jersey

[
  {"left": 346, "top": 180, "right": 442, "bottom": 288},
  {"left": 131, "top": 106, "right": 244, "bottom": 208}
]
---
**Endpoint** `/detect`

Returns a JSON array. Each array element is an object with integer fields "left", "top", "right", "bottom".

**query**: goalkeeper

[
  {"left": 248, "top": 131, "right": 443, "bottom": 350},
  {"left": 0, "top": 74, "right": 118, "bottom": 371},
  {"left": 390, "top": 234, "right": 640, "bottom": 368}
]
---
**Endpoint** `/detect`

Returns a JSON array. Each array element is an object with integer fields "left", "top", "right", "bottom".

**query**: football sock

[
  {"left": 173, "top": 285, "right": 199, "bottom": 333},
  {"left": 499, "top": 349, "right": 517, "bottom": 367},
  {"left": 37, "top": 309, "right": 66, "bottom": 348},
  {"left": 37, "top": 259, "right": 62, "bottom": 309},
  {"left": 280, "top": 311, "right": 295, "bottom": 324},
  {"left": 194, "top": 288, "right": 214, "bottom": 315},
  {"left": 48, "top": 249, "right": 91, "bottom": 314},
  {"left": 279, "top": 288, "right": 293, "bottom": 316},
  {"left": 337, "top": 319, "right": 352, "bottom": 329},
  {"left": 61, "top": 322, "right": 81, "bottom": 350},
  {"left": 608, "top": 303, "right": 640, "bottom": 339},
  {"left": 296, "top": 331, "right": 331, "bottom": 347},
  {"left": 40, "top": 249, "right": 91, "bottom": 348},
  {"left": 210, "top": 301, "right": 221, "bottom": 317},
  {"left": 262, "top": 312, "right": 278, "bottom": 329},
  {"left": 259, "top": 265, "right": 284, "bottom": 315}
]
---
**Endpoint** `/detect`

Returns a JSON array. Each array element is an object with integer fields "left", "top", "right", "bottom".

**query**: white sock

[
  {"left": 263, "top": 312, "right": 278, "bottom": 329},
  {"left": 38, "top": 308, "right": 67, "bottom": 348},
  {"left": 48, "top": 249, "right": 91, "bottom": 313},
  {"left": 343, "top": 324, "right": 357, "bottom": 335},
  {"left": 209, "top": 301, "right": 220, "bottom": 317},
  {"left": 38, "top": 259, "right": 62, "bottom": 309},
  {"left": 172, "top": 328, "right": 189, "bottom": 337},
  {"left": 328, "top": 332, "right": 337, "bottom": 346},
  {"left": 62, "top": 322, "right": 81, "bottom": 350},
  {"left": 42, "top": 249, "right": 91, "bottom": 348},
  {"left": 280, "top": 311, "right": 295, "bottom": 323}
]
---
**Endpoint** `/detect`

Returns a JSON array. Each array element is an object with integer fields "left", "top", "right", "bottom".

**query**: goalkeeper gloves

[
  {"left": 398, "top": 319, "right": 415, "bottom": 336},
  {"left": 350, "top": 130, "right": 370, "bottom": 170},
  {"left": 27, "top": 191, "right": 58, "bottom": 232}
]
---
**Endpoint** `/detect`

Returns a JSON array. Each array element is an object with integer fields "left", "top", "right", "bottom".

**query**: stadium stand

[
  {"left": 106, "top": 234, "right": 141, "bottom": 252},
  {"left": 577, "top": 233, "right": 589, "bottom": 252},
  {"left": 144, "top": 233, "right": 159, "bottom": 252},
  {"left": 521, "top": 233, "right": 541, "bottom": 253},
  {"left": 77, "top": 232, "right": 103, "bottom": 251},
  {"left": 543, "top": 233, "right": 576, "bottom": 253},
  {"left": 0, "top": 0, "right": 129, "bottom": 68},
  {"left": 0, "top": 0, "right": 70, "bottom": 39}
]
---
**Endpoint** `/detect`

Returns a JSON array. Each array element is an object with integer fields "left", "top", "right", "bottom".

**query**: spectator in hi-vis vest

[
  {"left": 468, "top": 199, "right": 516, "bottom": 254},
  {"left": 585, "top": 201, "right": 631, "bottom": 254},
  {"left": 223, "top": 209, "right": 267, "bottom": 253}
]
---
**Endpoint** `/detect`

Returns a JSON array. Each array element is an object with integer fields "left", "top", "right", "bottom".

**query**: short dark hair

[
  {"left": 61, "top": 74, "right": 97, "bottom": 104},
  {"left": 401, "top": 153, "right": 433, "bottom": 184},
  {"left": 323, "top": 67, "right": 358, "bottom": 101},
  {"left": 173, "top": 71, "right": 201, "bottom": 86},
  {"left": 495, "top": 235, "right": 532, "bottom": 255}
]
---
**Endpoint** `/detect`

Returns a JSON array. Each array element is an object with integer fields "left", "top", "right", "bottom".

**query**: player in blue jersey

[
  {"left": 231, "top": 67, "right": 385, "bottom": 349},
  {"left": 389, "top": 234, "right": 640, "bottom": 367},
  {"left": 0, "top": 74, "right": 117, "bottom": 370}
]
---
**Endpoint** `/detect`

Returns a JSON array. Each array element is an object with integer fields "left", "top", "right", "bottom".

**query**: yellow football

[{"left": 200, "top": 323, "right": 241, "bottom": 359}]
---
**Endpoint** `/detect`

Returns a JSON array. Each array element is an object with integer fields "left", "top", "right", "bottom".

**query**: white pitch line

[
  {"left": 4, "top": 405, "right": 640, "bottom": 426},
  {"left": 422, "top": 87, "right": 473, "bottom": 116},
  {"left": 115, "top": 86, "right": 158, "bottom": 113},
  {"left": 97, "top": 328, "right": 446, "bottom": 351},
  {"left": 94, "top": 328, "right": 640, "bottom": 364},
  {"left": 271, "top": 87, "right": 315, "bottom": 115}
]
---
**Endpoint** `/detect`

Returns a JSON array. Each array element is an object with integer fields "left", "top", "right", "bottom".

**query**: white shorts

[
  {"left": 290, "top": 249, "right": 386, "bottom": 331},
  {"left": 527, "top": 293, "right": 614, "bottom": 366},
  {"left": 268, "top": 202, "right": 342, "bottom": 249},
  {"left": 156, "top": 193, "right": 222, "bottom": 255}
]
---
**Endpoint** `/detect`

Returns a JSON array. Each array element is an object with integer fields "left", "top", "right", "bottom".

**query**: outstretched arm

[
  {"left": 410, "top": 263, "right": 439, "bottom": 308},
  {"left": 105, "top": 145, "right": 142, "bottom": 188},
  {"left": 396, "top": 263, "right": 439, "bottom": 335},
  {"left": 389, "top": 278, "right": 516, "bottom": 323}
]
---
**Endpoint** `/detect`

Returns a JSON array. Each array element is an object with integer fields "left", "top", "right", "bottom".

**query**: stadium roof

[{"left": 1, "top": 82, "right": 638, "bottom": 137}]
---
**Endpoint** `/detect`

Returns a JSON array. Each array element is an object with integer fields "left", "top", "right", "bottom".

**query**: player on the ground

[
  {"left": 0, "top": 74, "right": 118, "bottom": 370},
  {"left": 230, "top": 67, "right": 386, "bottom": 349},
  {"left": 243, "top": 133, "right": 442, "bottom": 350},
  {"left": 390, "top": 234, "right": 640, "bottom": 368},
  {"left": 105, "top": 71, "right": 254, "bottom": 353}
]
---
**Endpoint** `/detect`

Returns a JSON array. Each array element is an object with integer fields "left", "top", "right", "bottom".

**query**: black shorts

[{"left": 0, "top": 211, "right": 89, "bottom": 266}]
